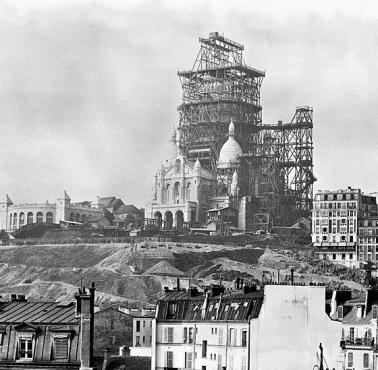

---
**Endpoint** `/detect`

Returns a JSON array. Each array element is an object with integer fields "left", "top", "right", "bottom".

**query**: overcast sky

[{"left": 1, "top": 0, "right": 378, "bottom": 206}]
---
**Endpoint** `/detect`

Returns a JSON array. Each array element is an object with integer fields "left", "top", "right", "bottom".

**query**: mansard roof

[{"left": 156, "top": 289, "right": 264, "bottom": 322}]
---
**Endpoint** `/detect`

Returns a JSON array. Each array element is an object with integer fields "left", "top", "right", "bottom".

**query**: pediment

[{"left": 14, "top": 323, "right": 38, "bottom": 332}]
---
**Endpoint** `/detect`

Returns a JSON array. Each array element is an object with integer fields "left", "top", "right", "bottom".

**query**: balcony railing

[{"left": 341, "top": 337, "right": 375, "bottom": 348}]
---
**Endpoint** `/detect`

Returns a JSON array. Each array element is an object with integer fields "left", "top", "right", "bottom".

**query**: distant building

[
  {"left": 0, "top": 191, "right": 103, "bottom": 231},
  {"left": 358, "top": 217, "right": 378, "bottom": 264},
  {"left": 113, "top": 204, "right": 144, "bottom": 230},
  {"left": 129, "top": 308, "right": 155, "bottom": 358},
  {"left": 146, "top": 122, "right": 256, "bottom": 231},
  {"left": 0, "top": 285, "right": 95, "bottom": 369},
  {"left": 312, "top": 187, "right": 377, "bottom": 268},
  {"left": 152, "top": 283, "right": 342, "bottom": 370},
  {"left": 94, "top": 307, "right": 133, "bottom": 356}
]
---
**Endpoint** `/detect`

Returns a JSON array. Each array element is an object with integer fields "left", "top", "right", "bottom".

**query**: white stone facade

[{"left": 0, "top": 191, "right": 103, "bottom": 231}]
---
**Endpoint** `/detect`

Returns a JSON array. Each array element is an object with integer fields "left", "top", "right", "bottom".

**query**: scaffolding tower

[
  {"left": 178, "top": 33, "right": 315, "bottom": 227},
  {"left": 178, "top": 32, "right": 265, "bottom": 170}
]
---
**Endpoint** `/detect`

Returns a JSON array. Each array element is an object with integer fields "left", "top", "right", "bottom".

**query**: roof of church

[{"left": 218, "top": 120, "right": 243, "bottom": 168}]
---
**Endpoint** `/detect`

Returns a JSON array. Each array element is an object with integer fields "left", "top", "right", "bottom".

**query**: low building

[
  {"left": 0, "top": 191, "right": 104, "bottom": 231},
  {"left": 94, "top": 307, "right": 133, "bottom": 356},
  {"left": 0, "top": 285, "right": 95, "bottom": 369},
  {"left": 152, "top": 283, "right": 343, "bottom": 370},
  {"left": 129, "top": 309, "right": 155, "bottom": 358}
]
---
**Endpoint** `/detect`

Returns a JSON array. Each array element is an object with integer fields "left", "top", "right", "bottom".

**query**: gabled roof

[
  {"left": 0, "top": 301, "right": 79, "bottom": 324},
  {"left": 114, "top": 204, "right": 141, "bottom": 215}
]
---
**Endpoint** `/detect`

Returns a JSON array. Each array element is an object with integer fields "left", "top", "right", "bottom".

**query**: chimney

[{"left": 75, "top": 282, "right": 96, "bottom": 370}]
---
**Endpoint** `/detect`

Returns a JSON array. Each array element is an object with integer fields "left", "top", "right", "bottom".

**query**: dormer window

[
  {"left": 373, "top": 305, "right": 378, "bottom": 319},
  {"left": 356, "top": 305, "right": 362, "bottom": 319},
  {"left": 337, "top": 306, "right": 343, "bottom": 319}
]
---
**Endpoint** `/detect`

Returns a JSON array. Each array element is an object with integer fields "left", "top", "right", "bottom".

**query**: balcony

[{"left": 341, "top": 337, "right": 375, "bottom": 349}]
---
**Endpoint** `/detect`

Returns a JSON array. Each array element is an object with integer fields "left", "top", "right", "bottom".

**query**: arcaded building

[{"left": 0, "top": 191, "right": 103, "bottom": 231}]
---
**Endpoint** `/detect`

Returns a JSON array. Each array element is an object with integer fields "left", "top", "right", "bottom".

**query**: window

[
  {"left": 350, "top": 327, "right": 355, "bottom": 341},
  {"left": 110, "top": 320, "right": 114, "bottom": 329},
  {"left": 164, "top": 327, "right": 174, "bottom": 343},
  {"left": 143, "top": 336, "right": 145, "bottom": 344},
  {"left": 143, "top": 320, "right": 145, "bottom": 328},
  {"left": 337, "top": 306, "right": 343, "bottom": 319},
  {"left": 242, "top": 329, "right": 247, "bottom": 346},
  {"left": 217, "top": 354, "right": 222, "bottom": 370},
  {"left": 347, "top": 352, "right": 353, "bottom": 367},
  {"left": 18, "top": 337, "right": 33, "bottom": 360},
  {"left": 241, "top": 356, "right": 246, "bottom": 370},
  {"left": 185, "top": 352, "right": 193, "bottom": 369},
  {"left": 229, "top": 328, "right": 237, "bottom": 346},
  {"left": 357, "top": 305, "right": 362, "bottom": 319},
  {"left": 218, "top": 328, "right": 224, "bottom": 345},
  {"left": 136, "top": 321, "right": 140, "bottom": 332},
  {"left": 166, "top": 351, "right": 173, "bottom": 368},
  {"left": 363, "top": 353, "right": 369, "bottom": 368},
  {"left": 167, "top": 303, "right": 177, "bottom": 318},
  {"left": 373, "top": 305, "right": 378, "bottom": 319},
  {"left": 183, "top": 327, "right": 193, "bottom": 343},
  {"left": 52, "top": 336, "right": 68, "bottom": 360},
  {"left": 202, "top": 340, "right": 207, "bottom": 358},
  {"left": 136, "top": 336, "right": 140, "bottom": 346}
]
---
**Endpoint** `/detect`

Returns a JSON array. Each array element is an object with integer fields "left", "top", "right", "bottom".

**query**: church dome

[{"left": 218, "top": 120, "right": 242, "bottom": 169}]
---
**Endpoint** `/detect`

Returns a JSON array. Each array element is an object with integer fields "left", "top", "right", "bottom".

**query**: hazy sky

[{"left": 1, "top": 0, "right": 378, "bottom": 207}]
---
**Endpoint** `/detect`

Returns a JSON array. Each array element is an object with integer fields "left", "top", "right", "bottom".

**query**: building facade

[
  {"left": 312, "top": 187, "right": 378, "bottom": 268},
  {"left": 94, "top": 307, "right": 133, "bottom": 356},
  {"left": 151, "top": 284, "right": 343, "bottom": 370},
  {"left": 0, "top": 191, "right": 105, "bottom": 232},
  {"left": 146, "top": 121, "right": 256, "bottom": 231},
  {"left": 0, "top": 285, "right": 95, "bottom": 369}
]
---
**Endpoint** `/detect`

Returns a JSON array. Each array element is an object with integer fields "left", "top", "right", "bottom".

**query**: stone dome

[{"left": 218, "top": 120, "right": 242, "bottom": 169}]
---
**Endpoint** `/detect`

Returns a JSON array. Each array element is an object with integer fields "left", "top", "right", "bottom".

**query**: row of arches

[
  {"left": 9, "top": 211, "right": 54, "bottom": 229},
  {"left": 69, "top": 212, "right": 87, "bottom": 223},
  {"left": 154, "top": 210, "right": 184, "bottom": 230}
]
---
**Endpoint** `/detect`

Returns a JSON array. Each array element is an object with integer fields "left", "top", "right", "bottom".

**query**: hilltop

[{"left": 0, "top": 239, "right": 364, "bottom": 305}]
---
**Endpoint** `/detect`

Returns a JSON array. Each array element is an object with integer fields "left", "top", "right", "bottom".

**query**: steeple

[{"left": 229, "top": 118, "right": 235, "bottom": 138}]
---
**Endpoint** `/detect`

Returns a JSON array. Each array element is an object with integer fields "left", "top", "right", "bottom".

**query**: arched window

[
  {"left": 36, "top": 212, "right": 43, "bottom": 223},
  {"left": 75, "top": 213, "right": 80, "bottom": 222},
  {"left": 19, "top": 212, "right": 25, "bottom": 226},
  {"left": 46, "top": 212, "right": 53, "bottom": 224},
  {"left": 174, "top": 182, "right": 180, "bottom": 204},
  {"left": 187, "top": 183, "right": 191, "bottom": 200},
  {"left": 13, "top": 213, "right": 18, "bottom": 228},
  {"left": 174, "top": 159, "right": 181, "bottom": 173},
  {"left": 9, "top": 214, "right": 12, "bottom": 228},
  {"left": 166, "top": 184, "right": 170, "bottom": 203},
  {"left": 81, "top": 215, "right": 86, "bottom": 223},
  {"left": 69, "top": 212, "right": 74, "bottom": 221},
  {"left": 27, "top": 212, "right": 33, "bottom": 225}
]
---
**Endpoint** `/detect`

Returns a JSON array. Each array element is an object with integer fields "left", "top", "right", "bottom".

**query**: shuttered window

[{"left": 53, "top": 337, "right": 68, "bottom": 360}]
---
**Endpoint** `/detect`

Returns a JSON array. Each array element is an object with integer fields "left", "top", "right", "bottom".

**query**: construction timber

[{"left": 178, "top": 33, "right": 315, "bottom": 228}]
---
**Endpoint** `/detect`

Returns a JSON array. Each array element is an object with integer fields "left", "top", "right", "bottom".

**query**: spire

[
  {"left": 63, "top": 190, "right": 71, "bottom": 201},
  {"left": 229, "top": 118, "right": 235, "bottom": 138},
  {"left": 194, "top": 157, "right": 201, "bottom": 169},
  {"left": 5, "top": 194, "right": 13, "bottom": 205}
]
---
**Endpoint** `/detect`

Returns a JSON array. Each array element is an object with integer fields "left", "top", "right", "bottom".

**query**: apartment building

[
  {"left": 330, "top": 289, "right": 378, "bottom": 370},
  {"left": 312, "top": 187, "right": 377, "bottom": 268},
  {"left": 152, "top": 283, "right": 343, "bottom": 370},
  {"left": 358, "top": 217, "right": 378, "bottom": 264}
]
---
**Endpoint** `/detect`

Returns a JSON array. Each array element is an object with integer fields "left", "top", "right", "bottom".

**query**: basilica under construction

[{"left": 146, "top": 32, "right": 315, "bottom": 232}]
